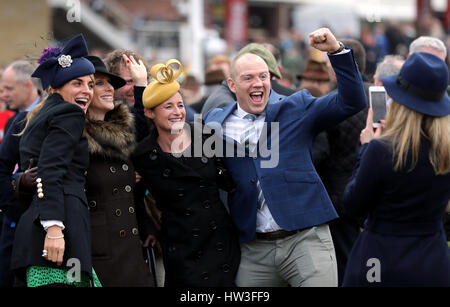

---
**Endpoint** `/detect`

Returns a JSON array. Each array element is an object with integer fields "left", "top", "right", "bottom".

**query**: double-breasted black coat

[
  {"left": 84, "top": 103, "right": 154, "bottom": 287},
  {"left": 11, "top": 93, "right": 92, "bottom": 282},
  {"left": 131, "top": 123, "right": 240, "bottom": 287}
]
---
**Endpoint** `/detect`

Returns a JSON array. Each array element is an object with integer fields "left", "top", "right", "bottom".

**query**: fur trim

[{"left": 85, "top": 103, "right": 136, "bottom": 160}]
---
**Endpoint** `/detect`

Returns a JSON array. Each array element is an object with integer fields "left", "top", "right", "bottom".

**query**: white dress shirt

[{"left": 223, "top": 103, "right": 281, "bottom": 233}]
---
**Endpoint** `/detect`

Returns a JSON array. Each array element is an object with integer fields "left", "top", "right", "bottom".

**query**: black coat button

[
  {"left": 201, "top": 272, "right": 209, "bottom": 280},
  {"left": 115, "top": 209, "right": 122, "bottom": 216},
  {"left": 196, "top": 250, "right": 203, "bottom": 260},
  {"left": 201, "top": 157, "right": 208, "bottom": 164},
  {"left": 192, "top": 228, "right": 200, "bottom": 237},
  {"left": 216, "top": 242, "right": 224, "bottom": 251},
  {"left": 177, "top": 188, "right": 185, "bottom": 197},
  {"left": 110, "top": 166, "right": 116, "bottom": 173},
  {"left": 209, "top": 220, "right": 217, "bottom": 231},
  {"left": 150, "top": 154, "right": 158, "bottom": 161},
  {"left": 132, "top": 228, "right": 139, "bottom": 235},
  {"left": 168, "top": 245, "right": 176, "bottom": 253},
  {"left": 203, "top": 200, "right": 211, "bottom": 209},
  {"left": 119, "top": 230, "right": 126, "bottom": 237},
  {"left": 185, "top": 208, "right": 192, "bottom": 216},
  {"left": 128, "top": 206, "right": 135, "bottom": 214},
  {"left": 222, "top": 263, "right": 230, "bottom": 273},
  {"left": 89, "top": 200, "right": 97, "bottom": 208},
  {"left": 112, "top": 188, "right": 119, "bottom": 195},
  {"left": 163, "top": 169, "right": 171, "bottom": 178},
  {"left": 122, "top": 164, "right": 129, "bottom": 171}
]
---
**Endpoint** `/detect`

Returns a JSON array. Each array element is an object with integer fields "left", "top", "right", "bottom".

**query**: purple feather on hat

[{"left": 37, "top": 46, "right": 62, "bottom": 64}]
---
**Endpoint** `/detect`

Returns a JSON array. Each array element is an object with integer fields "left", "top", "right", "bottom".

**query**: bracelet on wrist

[{"left": 46, "top": 234, "right": 64, "bottom": 239}]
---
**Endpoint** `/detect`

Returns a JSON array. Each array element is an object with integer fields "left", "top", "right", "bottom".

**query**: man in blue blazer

[{"left": 203, "top": 28, "right": 367, "bottom": 286}]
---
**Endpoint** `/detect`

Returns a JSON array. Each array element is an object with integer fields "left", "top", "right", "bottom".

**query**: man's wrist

[{"left": 328, "top": 41, "right": 345, "bottom": 55}]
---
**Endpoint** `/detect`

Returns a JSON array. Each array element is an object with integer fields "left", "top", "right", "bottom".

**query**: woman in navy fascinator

[{"left": 11, "top": 34, "right": 102, "bottom": 287}]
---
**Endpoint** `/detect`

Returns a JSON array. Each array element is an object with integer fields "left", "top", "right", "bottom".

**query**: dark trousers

[
  {"left": 0, "top": 214, "right": 16, "bottom": 287},
  {"left": 329, "top": 218, "right": 360, "bottom": 287}
]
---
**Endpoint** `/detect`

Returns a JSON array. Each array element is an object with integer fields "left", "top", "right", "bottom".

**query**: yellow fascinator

[{"left": 142, "top": 59, "right": 183, "bottom": 109}]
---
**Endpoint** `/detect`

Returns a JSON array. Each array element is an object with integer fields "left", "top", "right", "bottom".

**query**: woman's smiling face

[
  {"left": 89, "top": 73, "right": 115, "bottom": 116},
  {"left": 54, "top": 75, "right": 94, "bottom": 113}
]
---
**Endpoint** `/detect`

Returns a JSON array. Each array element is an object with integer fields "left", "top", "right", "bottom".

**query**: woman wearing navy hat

[
  {"left": 342, "top": 52, "right": 450, "bottom": 286},
  {"left": 11, "top": 34, "right": 101, "bottom": 287},
  {"left": 83, "top": 55, "right": 155, "bottom": 286}
]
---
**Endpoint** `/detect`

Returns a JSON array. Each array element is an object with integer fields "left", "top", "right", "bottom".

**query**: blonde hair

[{"left": 379, "top": 101, "right": 450, "bottom": 175}]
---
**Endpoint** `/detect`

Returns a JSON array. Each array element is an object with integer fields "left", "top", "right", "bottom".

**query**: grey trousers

[{"left": 235, "top": 224, "right": 338, "bottom": 287}]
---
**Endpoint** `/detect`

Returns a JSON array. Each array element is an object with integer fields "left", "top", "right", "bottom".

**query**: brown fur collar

[{"left": 85, "top": 103, "right": 135, "bottom": 160}]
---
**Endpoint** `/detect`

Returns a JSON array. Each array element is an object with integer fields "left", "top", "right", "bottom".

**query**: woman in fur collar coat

[{"left": 84, "top": 56, "right": 154, "bottom": 286}]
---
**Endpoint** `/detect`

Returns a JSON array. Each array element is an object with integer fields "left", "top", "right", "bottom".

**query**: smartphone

[{"left": 369, "top": 86, "right": 387, "bottom": 128}]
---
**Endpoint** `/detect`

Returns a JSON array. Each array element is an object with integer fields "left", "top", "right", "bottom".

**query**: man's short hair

[
  {"left": 7, "top": 60, "right": 41, "bottom": 91},
  {"left": 103, "top": 49, "right": 150, "bottom": 79},
  {"left": 409, "top": 36, "right": 447, "bottom": 58},
  {"left": 341, "top": 39, "right": 366, "bottom": 74},
  {"left": 373, "top": 55, "right": 405, "bottom": 82}
]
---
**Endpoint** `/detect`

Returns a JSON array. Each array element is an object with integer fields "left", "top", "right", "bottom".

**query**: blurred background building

[{"left": 1, "top": 0, "right": 449, "bottom": 82}]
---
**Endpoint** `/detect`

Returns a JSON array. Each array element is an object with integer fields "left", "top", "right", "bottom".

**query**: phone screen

[{"left": 370, "top": 91, "right": 387, "bottom": 125}]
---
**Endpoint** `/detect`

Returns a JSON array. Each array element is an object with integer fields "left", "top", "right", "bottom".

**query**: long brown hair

[{"left": 379, "top": 101, "right": 450, "bottom": 175}]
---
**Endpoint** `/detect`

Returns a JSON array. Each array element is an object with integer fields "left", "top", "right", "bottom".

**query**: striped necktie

[
  {"left": 240, "top": 114, "right": 257, "bottom": 148},
  {"left": 240, "top": 114, "right": 266, "bottom": 209}
]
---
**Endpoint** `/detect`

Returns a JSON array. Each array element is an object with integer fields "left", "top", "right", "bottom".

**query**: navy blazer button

[{"left": 250, "top": 179, "right": 255, "bottom": 184}]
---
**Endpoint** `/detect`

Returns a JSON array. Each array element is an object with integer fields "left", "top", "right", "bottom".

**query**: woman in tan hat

[{"left": 131, "top": 59, "right": 240, "bottom": 287}]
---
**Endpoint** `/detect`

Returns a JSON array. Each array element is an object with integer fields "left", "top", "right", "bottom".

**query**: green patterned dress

[{"left": 26, "top": 266, "right": 102, "bottom": 287}]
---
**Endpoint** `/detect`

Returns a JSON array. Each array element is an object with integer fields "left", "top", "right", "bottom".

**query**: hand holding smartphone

[{"left": 369, "top": 86, "right": 387, "bottom": 128}]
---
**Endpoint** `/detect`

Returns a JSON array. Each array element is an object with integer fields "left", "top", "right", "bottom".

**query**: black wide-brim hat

[
  {"left": 85, "top": 55, "right": 126, "bottom": 89},
  {"left": 382, "top": 52, "right": 450, "bottom": 117}
]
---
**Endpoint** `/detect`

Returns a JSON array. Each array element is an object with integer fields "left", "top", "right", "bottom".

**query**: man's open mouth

[{"left": 250, "top": 92, "right": 263, "bottom": 103}]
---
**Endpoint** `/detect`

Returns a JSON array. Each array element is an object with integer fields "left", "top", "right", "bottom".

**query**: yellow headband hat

[{"left": 142, "top": 59, "right": 183, "bottom": 109}]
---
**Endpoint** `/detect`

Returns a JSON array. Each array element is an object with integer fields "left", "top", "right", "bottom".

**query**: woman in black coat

[
  {"left": 131, "top": 59, "right": 240, "bottom": 287},
  {"left": 84, "top": 56, "right": 154, "bottom": 286},
  {"left": 11, "top": 34, "right": 100, "bottom": 286},
  {"left": 342, "top": 52, "right": 450, "bottom": 286}
]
